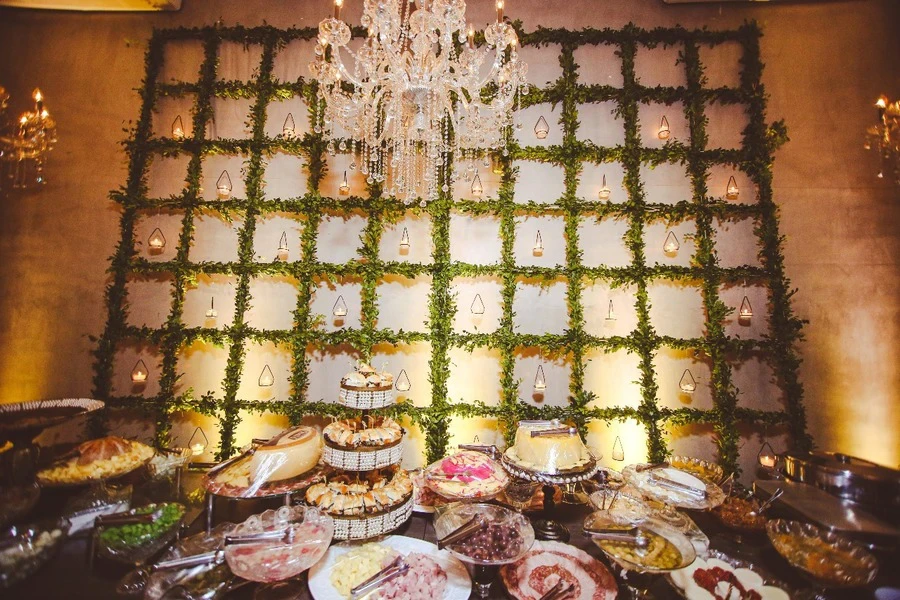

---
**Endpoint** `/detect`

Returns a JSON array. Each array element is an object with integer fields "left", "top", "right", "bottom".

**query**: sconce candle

[
  {"left": 663, "top": 231, "right": 680, "bottom": 254},
  {"left": 471, "top": 171, "right": 483, "bottom": 197},
  {"left": 282, "top": 113, "right": 296, "bottom": 138},
  {"left": 533, "top": 230, "right": 543, "bottom": 256},
  {"left": 339, "top": 170, "right": 350, "bottom": 195},
  {"left": 679, "top": 368, "right": 697, "bottom": 394},
  {"left": 216, "top": 170, "right": 232, "bottom": 199},
  {"left": 598, "top": 174, "right": 611, "bottom": 200},
  {"left": 276, "top": 232, "right": 289, "bottom": 261},
  {"left": 534, "top": 115, "right": 550, "bottom": 140},
  {"left": 533, "top": 364, "right": 547, "bottom": 392},
  {"left": 725, "top": 175, "right": 740, "bottom": 200},
  {"left": 395, "top": 369, "right": 411, "bottom": 392},
  {"left": 758, "top": 441, "right": 777, "bottom": 468},
  {"left": 172, "top": 115, "right": 185, "bottom": 140},
  {"left": 131, "top": 359, "right": 149, "bottom": 383},
  {"left": 657, "top": 115, "right": 670, "bottom": 140},
  {"left": 739, "top": 295, "right": 753, "bottom": 319},
  {"left": 258, "top": 364, "right": 275, "bottom": 387},
  {"left": 399, "top": 226, "right": 410, "bottom": 251},
  {"left": 148, "top": 228, "right": 166, "bottom": 251},
  {"left": 332, "top": 295, "right": 349, "bottom": 318}
]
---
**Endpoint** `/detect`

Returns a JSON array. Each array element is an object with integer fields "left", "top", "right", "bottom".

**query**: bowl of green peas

[{"left": 97, "top": 502, "right": 186, "bottom": 565}]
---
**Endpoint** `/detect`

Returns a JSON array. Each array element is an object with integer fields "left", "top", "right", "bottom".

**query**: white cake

[
  {"left": 506, "top": 422, "right": 591, "bottom": 473},
  {"left": 249, "top": 426, "right": 322, "bottom": 484}
]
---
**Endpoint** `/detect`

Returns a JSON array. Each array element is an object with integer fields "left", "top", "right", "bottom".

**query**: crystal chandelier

[
  {"left": 310, "top": 0, "right": 528, "bottom": 206},
  {"left": 0, "top": 86, "right": 57, "bottom": 191},
  {"left": 865, "top": 95, "right": 900, "bottom": 184}
]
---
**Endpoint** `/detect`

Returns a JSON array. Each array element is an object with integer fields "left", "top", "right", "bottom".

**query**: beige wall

[{"left": 0, "top": 0, "right": 897, "bottom": 470}]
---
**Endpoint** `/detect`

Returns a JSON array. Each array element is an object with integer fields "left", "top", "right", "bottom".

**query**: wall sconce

[
  {"left": 339, "top": 170, "right": 350, "bottom": 195},
  {"left": 216, "top": 170, "right": 232, "bottom": 200},
  {"left": 598, "top": 174, "right": 611, "bottom": 200},
  {"left": 657, "top": 115, "right": 670, "bottom": 140},
  {"left": 131, "top": 359, "right": 149, "bottom": 384},
  {"left": 605, "top": 299, "right": 616, "bottom": 321},
  {"left": 663, "top": 231, "right": 680, "bottom": 254},
  {"left": 206, "top": 298, "right": 218, "bottom": 319},
  {"left": 172, "top": 115, "right": 186, "bottom": 140},
  {"left": 758, "top": 440, "right": 777, "bottom": 469},
  {"left": 148, "top": 228, "right": 167, "bottom": 253},
  {"left": 282, "top": 113, "right": 296, "bottom": 139},
  {"left": 399, "top": 227, "right": 410, "bottom": 252},
  {"left": 332, "top": 295, "right": 349, "bottom": 318},
  {"left": 533, "top": 230, "right": 543, "bottom": 256},
  {"left": 277, "top": 232, "right": 289, "bottom": 261},
  {"left": 725, "top": 175, "right": 740, "bottom": 200},
  {"left": 739, "top": 295, "right": 753, "bottom": 320},
  {"left": 0, "top": 86, "right": 58, "bottom": 190},
  {"left": 612, "top": 435, "right": 624, "bottom": 461},
  {"left": 258, "top": 364, "right": 275, "bottom": 387},
  {"left": 679, "top": 368, "right": 697, "bottom": 394},
  {"left": 534, "top": 115, "right": 550, "bottom": 140},
  {"left": 471, "top": 171, "right": 483, "bottom": 197},
  {"left": 395, "top": 369, "right": 411, "bottom": 392},
  {"left": 188, "top": 426, "right": 209, "bottom": 457},
  {"left": 865, "top": 95, "right": 899, "bottom": 183},
  {"left": 471, "top": 293, "right": 485, "bottom": 315},
  {"left": 533, "top": 363, "right": 547, "bottom": 392}
]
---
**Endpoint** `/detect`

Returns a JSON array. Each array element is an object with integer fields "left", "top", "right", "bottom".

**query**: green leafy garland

[{"left": 93, "top": 22, "right": 812, "bottom": 473}]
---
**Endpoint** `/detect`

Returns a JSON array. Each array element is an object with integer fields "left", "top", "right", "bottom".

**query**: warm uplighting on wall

[
  {"left": 339, "top": 170, "right": 350, "bottom": 195},
  {"left": 471, "top": 293, "right": 485, "bottom": 315},
  {"left": 678, "top": 368, "right": 697, "bottom": 394},
  {"left": 533, "top": 363, "right": 547, "bottom": 393},
  {"left": 282, "top": 113, "right": 296, "bottom": 138},
  {"left": 206, "top": 298, "right": 218, "bottom": 319},
  {"left": 216, "top": 170, "right": 232, "bottom": 199},
  {"left": 533, "top": 230, "right": 543, "bottom": 256},
  {"left": 598, "top": 174, "right": 611, "bottom": 200},
  {"left": 739, "top": 295, "right": 753, "bottom": 320},
  {"left": 395, "top": 369, "right": 411, "bottom": 392},
  {"left": 534, "top": 115, "right": 550, "bottom": 140},
  {"left": 471, "top": 171, "right": 483, "bottom": 197},
  {"left": 663, "top": 231, "right": 680, "bottom": 254},
  {"left": 172, "top": 115, "right": 185, "bottom": 140},
  {"left": 131, "top": 359, "right": 149, "bottom": 384},
  {"left": 332, "top": 295, "right": 349, "bottom": 318},
  {"left": 612, "top": 435, "right": 625, "bottom": 461},
  {"left": 188, "top": 426, "right": 209, "bottom": 457},
  {"left": 148, "top": 228, "right": 166, "bottom": 253},
  {"left": 657, "top": 115, "right": 670, "bottom": 140},
  {"left": 277, "top": 232, "right": 289, "bottom": 261},
  {"left": 258, "top": 364, "right": 275, "bottom": 387},
  {"left": 725, "top": 175, "right": 740, "bottom": 200}
]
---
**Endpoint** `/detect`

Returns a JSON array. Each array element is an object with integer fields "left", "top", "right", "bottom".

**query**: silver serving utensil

[
  {"left": 518, "top": 419, "right": 558, "bottom": 427},
  {"left": 547, "top": 581, "right": 576, "bottom": 600},
  {"left": 582, "top": 525, "right": 650, "bottom": 548},
  {"left": 116, "top": 551, "right": 225, "bottom": 596},
  {"left": 648, "top": 472, "right": 708, "bottom": 499},
  {"left": 350, "top": 556, "right": 409, "bottom": 599},
  {"left": 634, "top": 462, "right": 669, "bottom": 473},
  {"left": 457, "top": 444, "right": 500, "bottom": 459},
  {"left": 436, "top": 514, "right": 487, "bottom": 550},
  {"left": 750, "top": 487, "right": 784, "bottom": 517},
  {"left": 530, "top": 426, "right": 577, "bottom": 438},
  {"left": 224, "top": 527, "right": 296, "bottom": 546},
  {"left": 538, "top": 579, "right": 565, "bottom": 600},
  {"left": 96, "top": 507, "right": 162, "bottom": 528}
]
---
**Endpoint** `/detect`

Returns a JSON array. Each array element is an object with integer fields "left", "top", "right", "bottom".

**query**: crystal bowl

[
  {"left": 0, "top": 517, "right": 70, "bottom": 589},
  {"left": 433, "top": 502, "right": 535, "bottom": 566}
]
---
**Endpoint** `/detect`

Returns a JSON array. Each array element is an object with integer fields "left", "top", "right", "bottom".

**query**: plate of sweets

[
  {"left": 424, "top": 450, "right": 509, "bottom": 501},
  {"left": 500, "top": 540, "right": 618, "bottom": 600}
]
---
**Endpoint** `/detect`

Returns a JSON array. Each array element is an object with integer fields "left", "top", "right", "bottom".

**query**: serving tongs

[
  {"left": 96, "top": 507, "right": 163, "bottom": 528},
  {"left": 582, "top": 525, "right": 650, "bottom": 549},
  {"left": 749, "top": 487, "right": 784, "bottom": 517},
  {"left": 634, "top": 462, "right": 669, "bottom": 473},
  {"left": 648, "top": 472, "right": 708, "bottom": 499},
  {"left": 349, "top": 555, "right": 410, "bottom": 599},
  {"left": 116, "top": 550, "right": 226, "bottom": 596},
  {"left": 530, "top": 426, "right": 578, "bottom": 438},
  {"left": 436, "top": 514, "right": 488, "bottom": 550},
  {"left": 223, "top": 527, "right": 296, "bottom": 547},
  {"left": 207, "top": 428, "right": 297, "bottom": 477},
  {"left": 538, "top": 579, "right": 576, "bottom": 600},
  {"left": 457, "top": 444, "right": 500, "bottom": 459}
]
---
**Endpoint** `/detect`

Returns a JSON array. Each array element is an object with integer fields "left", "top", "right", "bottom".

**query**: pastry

[
  {"left": 304, "top": 466, "right": 413, "bottom": 517},
  {"left": 249, "top": 426, "right": 322, "bottom": 484},
  {"left": 505, "top": 421, "right": 591, "bottom": 474},
  {"left": 424, "top": 450, "right": 508, "bottom": 499},
  {"left": 338, "top": 362, "right": 396, "bottom": 409},
  {"left": 324, "top": 416, "right": 403, "bottom": 449}
]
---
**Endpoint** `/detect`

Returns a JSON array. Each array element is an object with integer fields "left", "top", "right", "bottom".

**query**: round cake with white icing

[{"left": 505, "top": 421, "right": 592, "bottom": 474}]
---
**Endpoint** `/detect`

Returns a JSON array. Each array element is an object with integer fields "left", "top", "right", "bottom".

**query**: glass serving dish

[
  {"left": 433, "top": 502, "right": 535, "bottom": 598},
  {"left": 584, "top": 510, "right": 696, "bottom": 574},
  {"left": 0, "top": 517, "right": 70, "bottom": 589},
  {"left": 622, "top": 465, "right": 725, "bottom": 511},
  {"left": 669, "top": 456, "right": 725, "bottom": 485},
  {"left": 766, "top": 519, "right": 878, "bottom": 588},
  {"left": 96, "top": 502, "right": 186, "bottom": 565},
  {"left": 425, "top": 450, "right": 509, "bottom": 501},
  {"left": 0, "top": 481, "right": 40, "bottom": 528},
  {"left": 667, "top": 549, "right": 793, "bottom": 600},
  {"left": 224, "top": 505, "right": 334, "bottom": 584}
]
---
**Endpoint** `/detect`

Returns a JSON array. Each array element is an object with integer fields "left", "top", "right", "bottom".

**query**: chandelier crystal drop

[{"left": 310, "top": 0, "right": 529, "bottom": 205}]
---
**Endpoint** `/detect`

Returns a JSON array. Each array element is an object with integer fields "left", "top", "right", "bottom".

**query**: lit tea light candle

[
  {"left": 534, "top": 115, "right": 549, "bottom": 140},
  {"left": 739, "top": 295, "right": 753, "bottom": 319},
  {"left": 332, "top": 295, "right": 349, "bottom": 318},
  {"left": 148, "top": 228, "right": 166, "bottom": 251},
  {"left": 206, "top": 298, "right": 218, "bottom": 319},
  {"left": 663, "top": 231, "right": 680, "bottom": 254},
  {"left": 258, "top": 364, "right": 275, "bottom": 387},
  {"left": 172, "top": 115, "right": 185, "bottom": 140},
  {"left": 725, "top": 175, "right": 739, "bottom": 200},
  {"left": 612, "top": 435, "right": 624, "bottom": 461},
  {"left": 190, "top": 442, "right": 205, "bottom": 456},
  {"left": 657, "top": 115, "right": 670, "bottom": 140},
  {"left": 216, "top": 169, "right": 232, "bottom": 200},
  {"left": 188, "top": 427, "right": 208, "bottom": 457},
  {"left": 759, "top": 453, "right": 777, "bottom": 469},
  {"left": 598, "top": 174, "right": 611, "bottom": 200},
  {"left": 678, "top": 368, "right": 697, "bottom": 394},
  {"left": 339, "top": 170, "right": 350, "bottom": 195},
  {"left": 399, "top": 226, "right": 410, "bottom": 251},
  {"left": 395, "top": 369, "right": 411, "bottom": 392},
  {"left": 471, "top": 171, "right": 483, "bottom": 197},
  {"left": 276, "top": 232, "right": 289, "bottom": 261},
  {"left": 131, "top": 359, "right": 149, "bottom": 383},
  {"left": 533, "top": 230, "right": 543, "bottom": 256},
  {"left": 533, "top": 364, "right": 547, "bottom": 392},
  {"left": 282, "top": 113, "right": 296, "bottom": 138}
]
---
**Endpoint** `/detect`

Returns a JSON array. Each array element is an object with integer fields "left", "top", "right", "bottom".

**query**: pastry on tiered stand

[
  {"left": 338, "top": 362, "right": 395, "bottom": 410},
  {"left": 323, "top": 416, "right": 403, "bottom": 471}
]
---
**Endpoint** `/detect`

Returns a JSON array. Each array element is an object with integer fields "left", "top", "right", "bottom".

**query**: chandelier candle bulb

[
  {"left": 332, "top": 295, "right": 348, "bottom": 318},
  {"left": 339, "top": 170, "right": 350, "bottom": 195},
  {"left": 533, "top": 364, "right": 547, "bottom": 392},
  {"left": 657, "top": 115, "right": 670, "bottom": 140},
  {"left": 534, "top": 115, "right": 550, "bottom": 139},
  {"left": 131, "top": 359, "right": 149, "bottom": 384},
  {"left": 333, "top": 0, "right": 342, "bottom": 20},
  {"left": 216, "top": 170, "right": 232, "bottom": 199},
  {"left": 258, "top": 364, "right": 275, "bottom": 387},
  {"left": 533, "top": 230, "right": 543, "bottom": 256},
  {"left": 725, "top": 176, "right": 740, "bottom": 200},
  {"left": 33, "top": 88, "right": 43, "bottom": 113},
  {"left": 172, "top": 115, "right": 185, "bottom": 140},
  {"left": 663, "top": 231, "right": 680, "bottom": 254},
  {"left": 496, "top": 0, "right": 504, "bottom": 22},
  {"left": 467, "top": 23, "right": 475, "bottom": 49},
  {"left": 739, "top": 295, "right": 753, "bottom": 319},
  {"left": 679, "top": 368, "right": 697, "bottom": 394}
]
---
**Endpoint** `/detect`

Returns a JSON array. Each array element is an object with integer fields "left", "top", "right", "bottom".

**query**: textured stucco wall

[{"left": 0, "top": 0, "right": 897, "bottom": 471}]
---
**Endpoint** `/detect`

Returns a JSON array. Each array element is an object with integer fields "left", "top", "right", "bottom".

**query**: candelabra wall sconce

[
  {"left": 865, "top": 95, "right": 900, "bottom": 184},
  {"left": 0, "top": 86, "right": 58, "bottom": 191}
]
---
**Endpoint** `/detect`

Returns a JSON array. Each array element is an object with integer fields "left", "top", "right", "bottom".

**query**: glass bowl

[
  {"left": 0, "top": 481, "right": 40, "bottom": 528},
  {"left": 669, "top": 456, "right": 725, "bottom": 485},
  {"left": 425, "top": 451, "right": 509, "bottom": 501},
  {"left": 766, "top": 519, "right": 878, "bottom": 588},
  {"left": 584, "top": 511, "right": 696, "bottom": 574},
  {"left": 433, "top": 502, "right": 535, "bottom": 566},
  {"left": 224, "top": 505, "right": 334, "bottom": 583},
  {"left": 96, "top": 502, "right": 186, "bottom": 565},
  {"left": 0, "top": 517, "right": 70, "bottom": 589}
]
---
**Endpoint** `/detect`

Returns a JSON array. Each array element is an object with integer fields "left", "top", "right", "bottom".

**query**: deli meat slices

[{"left": 501, "top": 541, "right": 617, "bottom": 600}]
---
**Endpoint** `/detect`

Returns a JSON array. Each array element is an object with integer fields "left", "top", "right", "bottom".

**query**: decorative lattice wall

[{"left": 94, "top": 22, "right": 811, "bottom": 473}]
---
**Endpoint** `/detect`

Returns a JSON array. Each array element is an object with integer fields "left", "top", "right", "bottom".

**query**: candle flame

[
  {"left": 875, "top": 96, "right": 888, "bottom": 109},
  {"left": 33, "top": 88, "right": 42, "bottom": 103}
]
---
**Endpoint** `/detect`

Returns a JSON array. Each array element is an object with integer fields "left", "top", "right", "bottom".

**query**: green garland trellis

[{"left": 93, "top": 22, "right": 812, "bottom": 473}]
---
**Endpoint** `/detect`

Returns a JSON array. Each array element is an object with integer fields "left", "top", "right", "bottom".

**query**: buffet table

[{"left": 9, "top": 472, "right": 899, "bottom": 600}]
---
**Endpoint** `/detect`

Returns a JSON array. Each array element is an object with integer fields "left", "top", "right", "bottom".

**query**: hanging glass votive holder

[
  {"left": 663, "top": 231, "right": 680, "bottom": 255},
  {"left": 258, "top": 364, "right": 275, "bottom": 387},
  {"left": 534, "top": 115, "right": 550, "bottom": 140},
  {"left": 148, "top": 227, "right": 166, "bottom": 253},
  {"left": 533, "top": 364, "right": 547, "bottom": 393},
  {"left": 216, "top": 170, "right": 232, "bottom": 200},
  {"left": 758, "top": 440, "right": 778, "bottom": 469},
  {"left": 131, "top": 359, "right": 149, "bottom": 384},
  {"left": 282, "top": 113, "right": 296, "bottom": 139},
  {"left": 276, "top": 232, "right": 289, "bottom": 262},
  {"left": 332, "top": 295, "right": 349, "bottom": 318},
  {"left": 188, "top": 426, "right": 209, "bottom": 457},
  {"left": 172, "top": 115, "right": 185, "bottom": 140},
  {"left": 399, "top": 227, "right": 410, "bottom": 254},
  {"left": 679, "top": 368, "right": 697, "bottom": 394},
  {"left": 205, "top": 298, "right": 218, "bottom": 319},
  {"left": 339, "top": 170, "right": 350, "bottom": 195},
  {"left": 491, "top": 154, "right": 504, "bottom": 175},
  {"left": 725, "top": 175, "right": 740, "bottom": 200},
  {"left": 739, "top": 295, "right": 753, "bottom": 321},
  {"left": 471, "top": 171, "right": 483, "bottom": 197},
  {"left": 605, "top": 299, "right": 616, "bottom": 321},
  {"left": 395, "top": 369, "right": 411, "bottom": 392},
  {"left": 598, "top": 174, "right": 611, "bottom": 200},
  {"left": 533, "top": 230, "right": 543, "bottom": 256},
  {"left": 470, "top": 293, "right": 486, "bottom": 315},
  {"left": 612, "top": 435, "right": 625, "bottom": 461},
  {"left": 657, "top": 115, "right": 670, "bottom": 140}
]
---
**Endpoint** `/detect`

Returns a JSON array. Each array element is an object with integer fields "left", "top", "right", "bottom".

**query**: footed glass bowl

[{"left": 0, "top": 517, "right": 70, "bottom": 589}]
